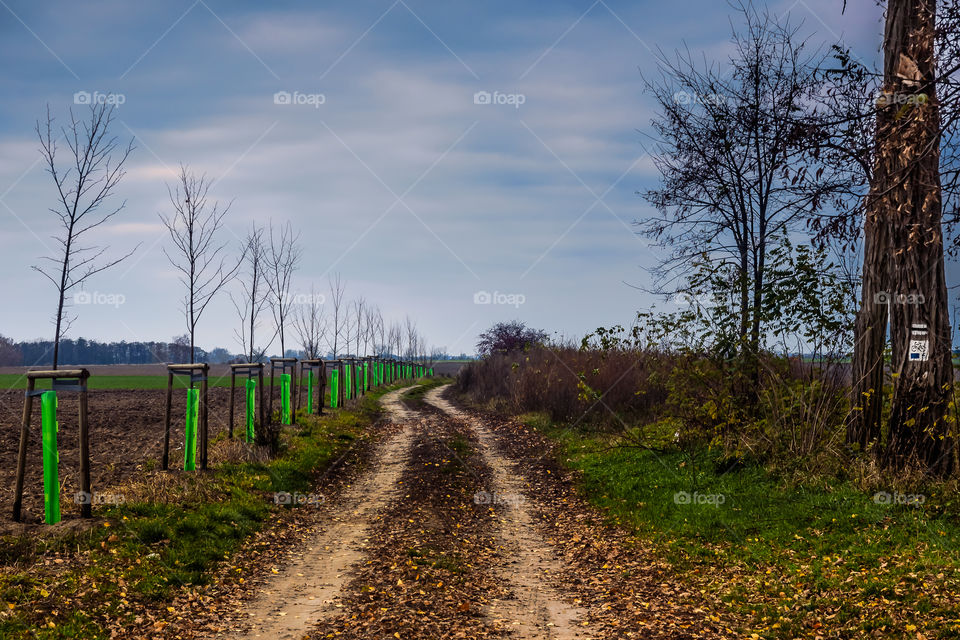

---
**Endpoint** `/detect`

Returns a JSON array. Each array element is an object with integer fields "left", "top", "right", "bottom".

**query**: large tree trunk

[
  {"left": 880, "top": 0, "right": 954, "bottom": 475},
  {"left": 847, "top": 189, "right": 890, "bottom": 451}
]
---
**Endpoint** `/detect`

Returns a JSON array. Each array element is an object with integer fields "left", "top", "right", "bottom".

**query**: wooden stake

[
  {"left": 162, "top": 371, "right": 173, "bottom": 471},
  {"left": 228, "top": 369, "right": 236, "bottom": 440},
  {"left": 200, "top": 367, "right": 209, "bottom": 470},
  {"left": 78, "top": 373, "right": 91, "bottom": 518},
  {"left": 12, "top": 377, "right": 36, "bottom": 522}
]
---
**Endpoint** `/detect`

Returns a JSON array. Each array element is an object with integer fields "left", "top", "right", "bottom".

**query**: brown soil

[{"left": 0, "top": 387, "right": 242, "bottom": 528}]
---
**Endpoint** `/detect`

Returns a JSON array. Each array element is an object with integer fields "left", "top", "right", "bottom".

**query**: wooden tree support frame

[
  {"left": 163, "top": 363, "right": 210, "bottom": 471},
  {"left": 13, "top": 369, "right": 92, "bottom": 522},
  {"left": 329, "top": 359, "right": 342, "bottom": 409},
  {"left": 344, "top": 358, "right": 358, "bottom": 404},
  {"left": 267, "top": 357, "right": 298, "bottom": 424},
  {"left": 228, "top": 363, "right": 265, "bottom": 440},
  {"left": 368, "top": 357, "right": 379, "bottom": 391},
  {"left": 297, "top": 359, "right": 326, "bottom": 416},
  {"left": 362, "top": 357, "right": 372, "bottom": 394},
  {"left": 335, "top": 359, "right": 347, "bottom": 408}
]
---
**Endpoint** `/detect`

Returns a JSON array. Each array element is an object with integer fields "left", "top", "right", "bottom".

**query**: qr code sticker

[{"left": 909, "top": 339, "right": 929, "bottom": 361}]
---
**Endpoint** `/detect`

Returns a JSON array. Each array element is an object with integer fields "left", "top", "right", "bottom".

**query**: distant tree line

[
  {"left": 0, "top": 333, "right": 465, "bottom": 367},
  {"left": 0, "top": 335, "right": 236, "bottom": 367}
]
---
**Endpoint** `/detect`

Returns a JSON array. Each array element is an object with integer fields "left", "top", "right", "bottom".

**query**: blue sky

[{"left": 0, "top": 0, "right": 885, "bottom": 356}]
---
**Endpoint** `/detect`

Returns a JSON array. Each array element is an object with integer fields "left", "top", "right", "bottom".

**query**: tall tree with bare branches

[
  {"left": 327, "top": 273, "right": 347, "bottom": 358},
  {"left": 265, "top": 221, "right": 302, "bottom": 357},
  {"left": 404, "top": 315, "right": 418, "bottom": 359},
  {"left": 640, "top": 6, "right": 854, "bottom": 400},
  {"left": 293, "top": 286, "right": 327, "bottom": 359},
  {"left": 352, "top": 297, "right": 366, "bottom": 356},
  {"left": 160, "top": 165, "right": 241, "bottom": 363},
  {"left": 35, "top": 103, "right": 137, "bottom": 369},
  {"left": 231, "top": 224, "right": 274, "bottom": 362},
  {"left": 388, "top": 321, "right": 403, "bottom": 359}
]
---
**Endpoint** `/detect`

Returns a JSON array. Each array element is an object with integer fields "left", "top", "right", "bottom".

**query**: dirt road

[{"left": 208, "top": 384, "right": 723, "bottom": 639}]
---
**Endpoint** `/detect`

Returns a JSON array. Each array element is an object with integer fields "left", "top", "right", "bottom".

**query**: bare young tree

[
  {"left": 293, "top": 286, "right": 327, "bottom": 359},
  {"left": 327, "top": 272, "right": 347, "bottom": 357},
  {"left": 404, "top": 315, "right": 418, "bottom": 359},
  {"left": 361, "top": 304, "right": 376, "bottom": 356},
  {"left": 34, "top": 103, "right": 136, "bottom": 369},
  {"left": 231, "top": 225, "right": 274, "bottom": 362},
  {"left": 352, "top": 297, "right": 366, "bottom": 356},
  {"left": 367, "top": 305, "right": 384, "bottom": 355},
  {"left": 160, "top": 165, "right": 240, "bottom": 363},
  {"left": 265, "top": 221, "right": 302, "bottom": 357},
  {"left": 390, "top": 321, "right": 404, "bottom": 359}
]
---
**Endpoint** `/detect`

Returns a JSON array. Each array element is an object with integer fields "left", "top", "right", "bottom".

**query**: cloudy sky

[{"left": 0, "top": 0, "right": 885, "bottom": 357}]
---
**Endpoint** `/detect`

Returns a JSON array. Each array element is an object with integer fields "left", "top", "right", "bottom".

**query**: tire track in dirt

[
  {"left": 424, "top": 385, "right": 588, "bottom": 639},
  {"left": 213, "top": 386, "right": 419, "bottom": 640}
]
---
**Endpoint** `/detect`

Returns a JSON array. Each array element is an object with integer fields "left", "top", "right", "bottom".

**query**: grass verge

[{"left": 512, "top": 410, "right": 960, "bottom": 639}]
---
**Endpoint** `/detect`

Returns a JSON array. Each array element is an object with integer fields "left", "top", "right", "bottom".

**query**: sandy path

[
  {"left": 214, "top": 386, "right": 418, "bottom": 640},
  {"left": 424, "top": 385, "right": 587, "bottom": 639}
]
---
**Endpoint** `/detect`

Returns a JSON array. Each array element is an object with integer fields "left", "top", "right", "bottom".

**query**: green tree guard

[
  {"left": 245, "top": 378, "right": 256, "bottom": 443},
  {"left": 346, "top": 365, "right": 352, "bottom": 400},
  {"left": 364, "top": 362, "right": 368, "bottom": 390},
  {"left": 331, "top": 370, "right": 339, "bottom": 408},
  {"left": 41, "top": 391, "right": 61, "bottom": 525},
  {"left": 307, "top": 370, "right": 314, "bottom": 414},
  {"left": 185, "top": 388, "right": 199, "bottom": 471},
  {"left": 281, "top": 373, "right": 291, "bottom": 424}
]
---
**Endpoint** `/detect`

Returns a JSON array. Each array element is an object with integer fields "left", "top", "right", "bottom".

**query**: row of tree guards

[{"left": 13, "top": 357, "right": 433, "bottom": 524}]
